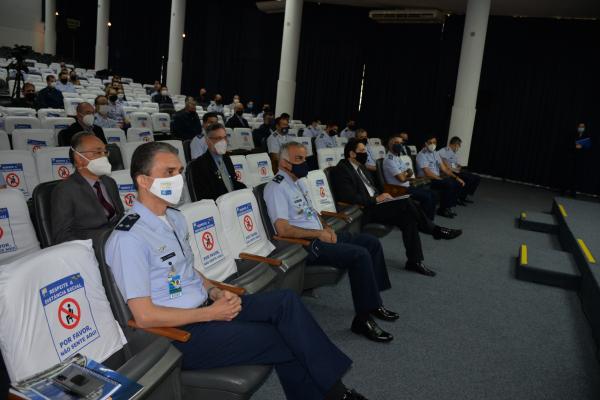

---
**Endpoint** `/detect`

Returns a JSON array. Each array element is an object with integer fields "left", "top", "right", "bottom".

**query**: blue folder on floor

[{"left": 576, "top": 137, "right": 592, "bottom": 149}]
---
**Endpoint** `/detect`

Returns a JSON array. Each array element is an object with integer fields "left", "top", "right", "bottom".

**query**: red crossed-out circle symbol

[
  {"left": 124, "top": 193, "right": 135, "bottom": 207},
  {"left": 260, "top": 166, "right": 267, "bottom": 176},
  {"left": 0, "top": 226, "right": 4, "bottom": 239},
  {"left": 58, "top": 298, "right": 81, "bottom": 330},
  {"left": 57, "top": 166, "right": 70, "bottom": 179},
  {"left": 202, "top": 231, "right": 214, "bottom": 251},
  {"left": 32, "top": 145, "right": 41, "bottom": 152},
  {"left": 319, "top": 187, "right": 326, "bottom": 198},
  {"left": 235, "top": 170, "right": 242, "bottom": 181},
  {"left": 243, "top": 215, "right": 253, "bottom": 232},
  {"left": 5, "top": 173, "right": 19, "bottom": 187}
]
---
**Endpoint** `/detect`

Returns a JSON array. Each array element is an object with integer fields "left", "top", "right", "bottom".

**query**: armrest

[
  {"left": 239, "top": 252, "right": 283, "bottom": 267},
  {"left": 320, "top": 210, "right": 353, "bottom": 223},
  {"left": 273, "top": 235, "right": 311, "bottom": 246},
  {"left": 206, "top": 278, "right": 247, "bottom": 296},
  {"left": 127, "top": 319, "right": 191, "bottom": 343},
  {"left": 383, "top": 183, "right": 409, "bottom": 197},
  {"left": 337, "top": 201, "right": 365, "bottom": 209}
]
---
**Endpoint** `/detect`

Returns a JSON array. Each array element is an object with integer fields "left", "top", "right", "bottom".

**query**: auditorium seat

[
  {"left": 0, "top": 150, "right": 40, "bottom": 199},
  {"left": 3, "top": 107, "right": 36, "bottom": 117},
  {"left": 118, "top": 141, "right": 144, "bottom": 168},
  {"left": 335, "top": 136, "right": 349, "bottom": 147},
  {"left": 246, "top": 153, "right": 274, "bottom": 185},
  {"left": 37, "top": 108, "right": 67, "bottom": 119},
  {"left": 216, "top": 188, "right": 307, "bottom": 294},
  {"left": 109, "top": 169, "right": 136, "bottom": 210},
  {"left": 33, "top": 146, "right": 74, "bottom": 183},
  {"left": 317, "top": 147, "right": 341, "bottom": 169},
  {"left": 160, "top": 139, "right": 187, "bottom": 168},
  {"left": 0, "top": 131, "right": 10, "bottom": 150},
  {"left": 11, "top": 129, "right": 56, "bottom": 152},
  {"left": 0, "top": 188, "right": 41, "bottom": 264},
  {"left": 0, "top": 240, "right": 183, "bottom": 398},
  {"left": 3, "top": 116, "right": 40, "bottom": 134},
  {"left": 367, "top": 138, "right": 382, "bottom": 147},
  {"left": 182, "top": 139, "right": 192, "bottom": 163},
  {"left": 229, "top": 155, "right": 252, "bottom": 187},
  {"left": 40, "top": 117, "right": 75, "bottom": 134},
  {"left": 127, "top": 127, "right": 154, "bottom": 142},
  {"left": 103, "top": 127, "right": 126, "bottom": 144},
  {"left": 152, "top": 112, "right": 171, "bottom": 133},
  {"left": 63, "top": 97, "right": 84, "bottom": 116},
  {"left": 368, "top": 144, "right": 386, "bottom": 165},
  {"left": 231, "top": 128, "right": 254, "bottom": 152},
  {"left": 106, "top": 143, "right": 125, "bottom": 171},
  {"left": 31, "top": 180, "right": 60, "bottom": 248},
  {"left": 129, "top": 112, "right": 152, "bottom": 129}
]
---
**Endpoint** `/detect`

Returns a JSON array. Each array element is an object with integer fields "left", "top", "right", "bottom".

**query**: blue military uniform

[
  {"left": 315, "top": 132, "right": 338, "bottom": 150},
  {"left": 94, "top": 113, "right": 118, "bottom": 128},
  {"left": 382, "top": 151, "right": 438, "bottom": 220},
  {"left": 263, "top": 170, "right": 391, "bottom": 314},
  {"left": 437, "top": 146, "right": 480, "bottom": 198},
  {"left": 105, "top": 200, "right": 351, "bottom": 400},
  {"left": 416, "top": 147, "right": 460, "bottom": 211},
  {"left": 266, "top": 131, "right": 289, "bottom": 154},
  {"left": 190, "top": 132, "right": 208, "bottom": 159},
  {"left": 339, "top": 128, "right": 356, "bottom": 139},
  {"left": 303, "top": 126, "right": 321, "bottom": 138}
]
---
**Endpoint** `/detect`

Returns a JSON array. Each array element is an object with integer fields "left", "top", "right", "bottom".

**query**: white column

[
  {"left": 94, "top": 0, "right": 110, "bottom": 70},
  {"left": 166, "top": 0, "right": 186, "bottom": 95},
  {"left": 447, "top": 0, "right": 491, "bottom": 165},
  {"left": 275, "top": 0, "right": 303, "bottom": 118},
  {"left": 44, "top": 0, "right": 56, "bottom": 55}
]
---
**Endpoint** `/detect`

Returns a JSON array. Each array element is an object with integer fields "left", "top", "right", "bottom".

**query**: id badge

[{"left": 168, "top": 273, "right": 182, "bottom": 299}]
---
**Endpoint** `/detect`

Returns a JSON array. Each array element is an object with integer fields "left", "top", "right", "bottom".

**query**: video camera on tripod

[{"left": 6, "top": 44, "right": 33, "bottom": 99}]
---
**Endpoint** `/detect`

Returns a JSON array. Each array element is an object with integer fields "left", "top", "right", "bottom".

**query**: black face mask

[
  {"left": 290, "top": 161, "right": 309, "bottom": 179},
  {"left": 24, "top": 93, "right": 35, "bottom": 100},
  {"left": 109, "top": 95, "right": 118, "bottom": 102},
  {"left": 355, "top": 152, "right": 368, "bottom": 165},
  {"left": 348, "top": 124, "right": 356, "bottom": 130},
  {"left": 60, "top": 78, "right": 68, "bottom": 84},
  {"left": 358, "top": 138, "right": 368, "bottom": 145},
  {"left": 328, "top": 130, "right": 338, "bottom": 137},
  {"left": 215, "top": 99, "right": 222, "bottom": 105},
  {"left": 235, "top": 110, "right": 244, "bottom": 116},
  {"left": 392, "top": 143, "right": 404, "bottom": 154}
]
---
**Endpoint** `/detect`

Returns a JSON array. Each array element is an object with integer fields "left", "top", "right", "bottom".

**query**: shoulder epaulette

[
  {"left": 273, "top": 175, "right": 284, "bottom": 184},
  {"left": 167, "top": 206, "right": 181, "bottom": 212},
  {"left": 115, "top": 213, "right": 140, "bottom": 231},
  {"left": 387, "top": 154, "right": 395, "bottom": 160}
]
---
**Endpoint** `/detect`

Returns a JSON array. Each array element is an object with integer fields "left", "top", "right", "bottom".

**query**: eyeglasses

[
  {"left": 79, "top": 149, "right": 110, "bottom": 158},
  {"left": 208, "top": 136, "right": 227, "bottom": 142}
]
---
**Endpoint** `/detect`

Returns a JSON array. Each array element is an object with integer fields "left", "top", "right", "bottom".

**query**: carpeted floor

[{"left": 253, "top": 178, "right": 600, "bottom": 400}]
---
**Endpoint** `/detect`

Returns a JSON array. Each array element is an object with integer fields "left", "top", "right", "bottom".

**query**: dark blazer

[
  {"left": 172, "top": 109, "right": 202, "bottom": 140},
  {"left": 187, "top": 151, "right": 246, "bottom": 201},
  {"left": 36, "top": 86, "right": 64, "bottom": 109},
  {"left": 330, "top": 158, "right": 379, "bottom": 208},
  {"left": 50, "top": 171, "right": 124, "bottom": 247},
  {"left": 58, "top": 122, "right": 106, "bottom": 146},
  {"left": 225, "top": 114, "right": 250, "bottom": 129}
]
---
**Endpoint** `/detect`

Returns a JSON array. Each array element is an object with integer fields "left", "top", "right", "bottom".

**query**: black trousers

[
  {"left": 365, "top": 200, "right": 425, "bottom": 264},
  {"left": 429, "top": 178, "right": 460, "bottom": 209},
  {"left": 306, "top": 231, "right": 391, "bottom": 314},
  {"left": 457, "top": 171, "right": 480, "bottom": 197},
  {"left": 408, "top": 186, "right": 438, "bottom": 220}
]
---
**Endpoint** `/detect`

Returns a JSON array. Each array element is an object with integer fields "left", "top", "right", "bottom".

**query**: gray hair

[
  {"left": 130, "top": 142, "right": 179, "bottom": 189},
  {"left": 69, "top": 131, "right": 98, "bottom": 163},
  {"left": 279, "top": 141, "right": 306, "bottom": 161},
  {"left": 206, "top": 122, "right": 226, "bottom": 137}
]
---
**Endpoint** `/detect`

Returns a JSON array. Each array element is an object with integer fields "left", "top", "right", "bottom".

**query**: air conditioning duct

[
  {"left": 369, "top": 9, "right": 447, "bottom": 24},
  {"left": 256, "top": 1, "right": 286, "bottom": 14}
]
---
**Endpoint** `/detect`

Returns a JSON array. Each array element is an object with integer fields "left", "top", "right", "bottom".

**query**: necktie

[
  {"left": 357, "top": 167, "right": 378, "bottom": 196},
  {"left": 93, "top": 181, "right": 116, "bottom": 220}
]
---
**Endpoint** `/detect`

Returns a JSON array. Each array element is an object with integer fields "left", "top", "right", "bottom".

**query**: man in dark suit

[
  {"left": 36, "top": 74, "right": 64, "bottom": 109},
  {"left": 225, "top": 103, "right": 250, "bottom": 129},
  {"left": 172, "top": 96, "right": 202, "bottom": 141},
  {"left": 58, "top": 102, "right": 107, "bottom": 146},
  {"left": 252, "top": 111, "right": 274, "bottom": 150},
  {"left": 330, "top": 140, "right": 460, "bottom": 277},
  {"left": 187, "top": 123, "right": 246, "bottom": 201},
  {"left": 51, "top": 132, "right": 124, "bottom": 248}
]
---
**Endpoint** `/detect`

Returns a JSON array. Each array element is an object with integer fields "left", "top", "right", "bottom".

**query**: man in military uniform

[
  {"left": 105, "top": 141, "right": 368, "bottom": 400},
  {"left": 189, "top": 112, "right": 219, "bottom": 159},
  {"left": 267, "top": 116, "right": 291, "bottom": 169},
  {"left": 315, "top": 122, "right": 339, "bottom": 150},
  {"left": 437, "top": 136, "right": 480, "bottom": 203},
  {"left": 263, "top": 141, "right": 398, "bottom": 343}
]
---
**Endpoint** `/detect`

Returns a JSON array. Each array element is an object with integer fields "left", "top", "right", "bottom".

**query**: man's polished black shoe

[
  {"left": 341, "top": 389, "right": 369, "bottom": 400},
  {"left": 432, "top": 226, "right": 462, "bottom": 240},
  {"left": 371, "top": 306, "right": 399, "bottom": 321},
  {"left": 405, "top": 261, "right": 437, "bottom": 277},
  {"left": 449, "top": 208, "right": 458, "bottom": 217},
  {"left": 351, "top": 317, "right": 394, "bottom": 342},
  {"left": 463, "top": 198, "right": 474, "bottom": 204},
  {"left": 437, "top": 208, "right": 454, "bottom": 218},
  {"left": 457, "top": 199, "right": 467, "bottom": 206}
]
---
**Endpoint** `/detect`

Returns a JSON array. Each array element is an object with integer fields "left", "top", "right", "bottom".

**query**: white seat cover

[
  {"left": 0, "top": 188, "right": 40, "bottom": 265},
  {"left": 0, "top": 150, "right": 39, "bottom": 199},
  {"left": 246, "top": 153, "right": 274, "bottom": 184},
  {"left": 179, "top": 200, "right": 237, "bottom": 282},
  {"left": 231, "top": 128, "right": 254, "bottom": 151},
  {"left": 151, "top": 113, "right": 171, "bottom": 132},
  {"left": 109, "top": 169, "right": 137, "bottom": 210},
  {"left": 34, "top": 146, "right": 75, "bottom": 183},
  {"left": 216, "top": 189, "right": 275, "bottom": 258},
  {"left": 296, "top": 137, "right": 313, "bottom": 157},
  {"left": 368, "top": 138, "right": 382, "bottom": 147},
  {"left": 305, "top": 170, "right": 337, "bottom": 213},
  {"left": 118, "top": 141, "right": 144, "bottom": 168},
  {"left": 368, "top": 145, "right": 386, "bottom": 161},
  {"left": 129, "top": 112, "right": 152, "bottom": 129},
  {"left": 0, "top": 240, "right": 125, "bottom": 382},
  {"left": 103, "top": 128, "right": 126, "bottom": 144},
  {"left": 11, "top": 129, "right": 56, "bottom": 152},
  {"left": 4, "top": 107, "right": 36, "bottom": 117},
  {"left": 407, "top": 145, "right": 418, "bottom": 156},
  {"left": 126, "top": 127, "right": 154, "bottom": 142},
  {"left": 400, "top": 155, "right": 414, "bottom": 170},
  {"left": 63, "top": 98, "right": 85, "bottom": 117},
  {"left": 4, "top": 116, "right": 41, "bottom": 134},
  {"left": 0, "top": 130, "right": 10, "bottom": 151},
  {"left": 160, "top": 140, "right": 187, "bottom": 168},
  {"left": 37, "top": 108, "right": 67, "bottom": 119},
  {"left": 317, "top": 148, "right": 339, "bottom": 169},
  {"left": 41, "top": 117, "right": 75, "bottom": 133},
  {"left": 230, "top": 155, "right": 253, "bottom": 187},
  {"left": 335, "top": 136, "right": 349, "bottom": 147}
]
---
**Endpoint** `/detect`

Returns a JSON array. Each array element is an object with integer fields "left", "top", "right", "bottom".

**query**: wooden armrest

[
  {"left": 239, "top": 252, "right": 283, "bottom": 267},
  {"left": 383, "top": 183, "right": 409, "bottom": 197},
  {"left": 206, "top": 278, "right": 247, "bottom": 296},
  {"left": 337, "top": 201, "right": 365, "bottom": 209},
  {"left": 320, "top": 210, "right": 353, "bottom": 223},
  {"left": 273, "top": 235, "right": 311, "bottom": 246},
  {"left": 127, "top": 319, "right": 191, "bottom": 342}
]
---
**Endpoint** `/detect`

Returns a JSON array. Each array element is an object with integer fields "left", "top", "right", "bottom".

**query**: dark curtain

[
  {"left": 293, "top": 4, "right": 369, "bottom": 125},
  {"left": 358, "top": 16, "right": 463, "bottom": 144},
  {"left": 107, "top": 0, "right": 171, "bottom": 83},
  {"left": 181, "top": 0, "right": 282, "bottom": 104},
  {"left": 55, "top": 0, "right": 98, "bottom": 68},
  {"left": 470, "top": 17, "right": 600, "bottom": 194}
]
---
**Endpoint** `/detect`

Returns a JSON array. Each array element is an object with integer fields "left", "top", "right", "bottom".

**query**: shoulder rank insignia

[
  {"left": 273, "top": 175, "right": 284, "bottom": 184},
  {"left": 387, "top": 154, "right": 394, "bottom": 160},
  {"left": 167, "top": 206, "right": 181, "bottom": 212},
  {"left": 115, "top": 213, "right": 140, "bottom": 231}
]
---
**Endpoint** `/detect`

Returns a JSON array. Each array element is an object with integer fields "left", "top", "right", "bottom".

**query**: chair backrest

[
  {"left": 407, "top": 145, "right": 418, "bottom": 156},
  {"left": 109, "top": 169, "right": 137, "bottom": 210},
  {"left": 296, "top": 136, "right": 313, "bottom": 157},
  {"left": 317, "top": 147, "right": 339, "bottom": 169},
  {"left": 252, "top": 183, "right": 276, "bottom": 239},
  {"left": 151, "top": 112, "right": 171, "bottom": 133},
  {"left": 368, "top": 144, "right": 386, "bottom": 161},
  {"left": 305, "top": 169, "right": 337, "bottom": 213},
  {"left": 40, "top": 117, "right": 75, "bottom": 134},
  {"left": 37, "top": 108, "right": 67, "bottom": 119},
  {"left": 375, "top": 158, "right": 386, "bottom": 191},
  {"left": 0, "top": 130, "right": 9, "bottom": 150},
  {"left": 215, "top": 188, "right": 276, "bottom": 258},
  {"left": 31, "top": 180, "right": 60, "bottom": 248},
  {"left": 61, "top": 91, "right": 80, "bottom": 98},
  {"left": 118, "top": 141, "right": 144, "bottom": 168},
  {"left": 63, "top": 97, "right": 85, "bottom": 116},
  {"left": 335, "top": 136, "right": 349, "bottom": 147},
  {"left": 103, "top": 127, "right": 126, "bottom": 144},
  {"left": 179, "top": 200, "right": 238, "bottom": 282},
  {"left": 125, "top": 100, "right": 142, "bottom": 108},
  {"left": 11, "top": 129, "right": 56, "bottom": 152},
  {"left": 0, "top": 240, "right": 125, "bottom": 382},
  {"left": 246, "top": 153, "right": 274, "bottom": 185},
  {"left": 230, "top": 155, "right": 253, "bottom": 187},
  {"left": 160, "top": 139, "right": 187, "bottom": 168},
  {"left": 4, "top": 116, "right": 41, "bottom": 134},
  {"left": 34, "top": 146, "right": 74, "bottom": 183},
  {"left": 368, "top": 138, "right": 382, "bottom": 147},
  {"left": 129, "top": 112, "right": 152, "bottom": 129},
  {"left": 4, "top": 107, "right": 36, "bottom": 117},
  {"left": 231, "top": 128, "right": 254, "bottom": 151},
  {"left": 0, "top": 188, "right": 41, "bottom": 264},
  {"left": 0, "top": 150, "right": 40, "bottom": 199},
  {"left": 126, "top": 127, "right": 154, "bottom": 143}
]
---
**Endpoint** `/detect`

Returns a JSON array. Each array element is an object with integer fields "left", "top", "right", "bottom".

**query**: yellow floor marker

[
  {"left": 577, "top": 239, "right": 596, "bottom": 264},
  {"left": 520, "top": 244, "right": 528, "bottom": 265},
  {"left": 558, "top": 204, "right": 567, "bottom": 217},
  {"left": 521, "top": 212, "right": 527, "bottom": 220}
]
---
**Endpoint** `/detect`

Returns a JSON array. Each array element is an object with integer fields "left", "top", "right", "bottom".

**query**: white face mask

[
  {"left": 149, "top": 174, "right": 184, "bottom": 205},
  {"left": 74, "top": 151, "right": 112, "bottom": 176},
  {"left": 161, "top": 90, "right": 168, "bottom": 96},
  {"left": 98, "top": 105, "right": 109, "bottom": 115},
  {"left": 577, "top": 127, "right": 585, "bottom": 133},
  {"left": 117, "top": 93, "right": 124, "bottom": 100},
  {"left": 82, "top": 114, "right": 95, "bottom": 127},
  {"left": 427, "top": 143, "right": 437, "bottom": 152},
  {"left": 49, "top": 81, "right": 56, "bottom": 88},
  {"left": 214, "top": 139, "right": 228, "bottom": 155}
]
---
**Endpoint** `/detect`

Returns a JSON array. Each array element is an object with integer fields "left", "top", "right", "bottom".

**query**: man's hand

[
  {"left": 319, "top": 228, "right": 337, "bottom": 243},
  {"left": 208, "top": 292, "right": 242, "bottom": 321},
  {"left": 376, "top": 193, "right": 393, "bottom": 203},
  {"left": 406, "top": 169, "right": 414, "bottom": 178},
  {"left": 576, "top": 144, "right": 583, "bottom": 149},
  {"left": 456, "top": 177, "right": 465, "bottom": 187}
]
